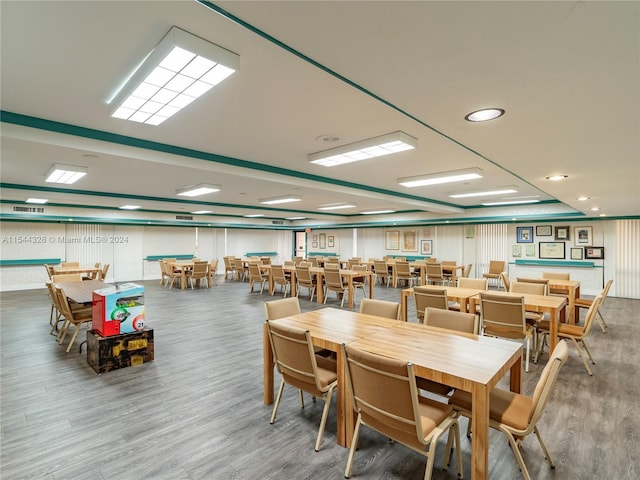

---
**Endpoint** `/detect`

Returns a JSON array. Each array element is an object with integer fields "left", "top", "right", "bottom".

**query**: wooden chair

[
  {"left": 358, "top": 298, "right": 400, "bottom": 320},
  {"left": 516, "top": 277, "right": 549, "bottom": 295},
  {"left": 271, "top": 264, "right": 291, "bottom": 297},
  {"left": 248, "top": 263, "right": 268, "bottom": 294},
  {"left": 342, "top": 343, "right": 462, "bottom": 480},
  {"left": 479, "top": 292, "right": 535, "bottom": 373},
  {"left": 574, "top": 279, "right": 612, "bottom": 332},
  {"left": 51, "top": 273, "right": 83, "bottom": 283},
  {"left": 413, "top": 286, "right": 448, "bottom": 323},
  {"left": 462, "top": 263, "right": 472, "bottom": 278},
  {"left": 535, "top": 296, "right": 602, "bottom": 375},
  {"left": 264, "top": 297, "right": 300, "bottom": 320},
  {"left": 223, "top": 256, "right": 236, "bottom": 279},
  {"left": 449, "top": 277, "right": 487, "bottom": 312},
  {"left": 164, "top": 261, "right": 182, "bottom": 289},
  {"left": 158, "top": 260, "right": 169, "bottom": 286},
  {"left": 43, "top": 264, "right": 55, "bottom": 280},
  {"left": 482, "top": 260, "right": 505, "bottom": 289},
  {"left": 61, "top": 261, "right": 79, "bottom": 268},
  {"left": 373, "top": 260, "right": 391, "bottom": 286},
  {"left": 234, "top": 258, "right": 248, "bottom": 281},
  {"left": 208, "top": 258, "right": 219, "bottom": 286},
  {"left": 295, "top": 264, "right": 317, "bottom": 301},
  {"left": 394, "top": 260, "right": 414, "bottom": 288},
  {"left": 98, "top": 263, "right": 110, "bottom": 281},
  {"left": 323, "top": 268, "right": 348, "bottom": 307},
  {"left": 499, "top": 272, "right": 511, "bottom": 292},
  {"left": 510, "top": 281, "right": 548, "bottom": 326},
  {"left": 55, "top": 286, "right": 93, "bottom": 353},
  {"left": 351, "top": 264, "right": 368, "bottom": 300},
  {"left": 541, "top": 271, "right": 571, "bottom": 296},
  {"left": 186, "top": 261, "right": 209, "bottom": 289},
  {"left": 441, "top": 260, "right": 457, "bottom": 284},
  {"left": 266, "top": 321, "right": 337, "bottom": 452},
  {"left": 449, "top": 340, "right": 569, "bottom": 480},
  {"left": 426, "top": 262, "right": 448, "bottom": 286}
]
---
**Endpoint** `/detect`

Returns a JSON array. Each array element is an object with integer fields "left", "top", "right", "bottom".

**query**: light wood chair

[
  {"left": 271, "top": 264, "right": 291, "bottom": 297},
  {"left": 482, "top": 260, "right": 505, "bottom": 289},
  {"left": 234, "top": 258, "right": 248, "bottom": 281},
  {"left": 413, "top": 286, "right": 448, "bottom": 323},
  {"left": 86, "top": 262, "right": 101, "bottom": 280},
  {"left": 426, "top": 262, "right": 448, "bottom": 286},
  {"left": 394, "top": 260, "right": 414, "bottom": 288},
  {"left": 358, "top": 298, "right": 400, "bottom": 320},
  {"left": 61, "top": 261, "right": 79, "bottom": 268},
  {"left": 98, "top": 263, "right": 110, "bottom": 281},
  {"left": 51, "top": 273, "right": 83, "bottom": 283},
  {"left": 373, "top": 260, "right": 391, "bottom": 286},
  {"left": 516, "top": 277, "right": 550, "bottom": 295},
  {"left": 342, "top": 343, "right": 462, "bottom": 480},
  {"left": 208, "top": 258, "right": 219, "bottom": 286},
  {"left": 442, "top": 260, "right": 457, "bottom": 284},
  {"left": 351, "top": 264, "right": 368, "bottom": 300},
  {"left": 296, "top": 264, "right": 317, "bottom": 301},
  {"left": 266, "top": 320, "right": 337, "bottom": 452},
  {"left": 248, "top": 263, "right": 268, "bottom": 294},
  {"left": 223, "top": 256, "right": 236, "bottom": 279},
  {"left": 541, "top": 271, "right": 571, "bottom": 296},
  {"left": 499, "top": 272, "right": 511, "bottom": 292},
  {"left": 449, "top": 278, "right": 487, "bottom": 312},
  {"left": 264, "top": 297, "right": 301, "bottom": 320},
  {"left": 479, "top": 292, "right": 535, "bottom": 373},
  {"left": 323, "top": 268, "right": 348, "bottom": 307},
  {"left": 574, "top": 279, "right": 612, "bottom": 332},
  {"left": 510, "top": 281, "right": 548, "bottom": 327},
  {"left": 462, "top": 263, "right": 473, "bottom": 278},
  {"left": 449, "top": 340, "right": 569, "bottom": 480},
  {"left": 535, "top": 296, "right": 602, "bottom": 375},
  {"left": 164, "top": 262, "right": 182, "bottom": 289},
  {"left": 186, "top": 261, "right": 209, "bottom": 289},
  {"left": 55, "top": 286, "right": 93, "bottom": 353}
]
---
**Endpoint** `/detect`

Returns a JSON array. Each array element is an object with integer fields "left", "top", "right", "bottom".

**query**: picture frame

[
  {"left": 512, "top": 244, "right": 522, "bottom": 257},
  {"left": 525, "top": 244, "right": 535, "bottom": 257},
  {"left": 311, "top": 241, "right": 318, "bottom": 248},
  {"left": 584, "top": 246, "right": 604, "bottom": 259},
  {"left": 327, "top": 235, "right": 335, "bottom": 248},
  {"left": 570, "top": 247, "right": 583, "bottom": 260},
  {"left": 319, "top": 233, "right": 326, "bottom": 249},
  {"left": 464, "top": 225, "right": 474, "bottom": 239},
  {"left": 516, "top": 226, "right": 533, "bottom": 243},
  {"left": 574, "top": 226, "right": 593, "bottom": 246},
  {"left": 385, "top": 230, "right": 400, "bottom": 250},
  {"left": 539, "top": 242, "right": 566, "bottom": 259},
  {"left": 554, "top": 226, "right": 570, "bottom": 241},
  {"left": 312, "top": 234, "right": 318, "bottom": 242},
  {"left": 420, "top": 239, "right": 433, "bottom": 256},
  {"left": 535, "top": 225, "right": 552, "bottom": 237},
  {"left": 402, "top": 230, "right": 417, "bottom": 252}
]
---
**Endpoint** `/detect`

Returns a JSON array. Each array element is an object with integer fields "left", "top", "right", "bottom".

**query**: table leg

[
  {"left": 401, "top": 290, "right": 411, "bottom": 322},
  {"left": 367, "top": 272, "right": 374, "bottom": 299},
  {"left": 337, "top": 346, "right": 355, "bottom": 448},
  {"left": 568, "top": 285, "right": 578, "bottom": 324},
  {"left": 548, "top": 306, "right": 559, "bottom": 352},
  {"left": 181, "top": 270, "right": 186, "bottom": 290},
  {"left": 290, "top": 270, "right": 297, "bottom": 297},
  {"left": 347, "top": 276, "right": 355, "bottom": 309},
  {"left": 315, "top": 272, "right": 325, "bottom": 304},
  {"left": 471, "top": 383, "right": 490, "bottom": 480},
  {"left": 263, "top": 323, "right": 274, "bottom": 404},
  {"left": 268, "top": 270, "right": 275, "bottom": 295},
  {"left": 510, "top": 354, "right": 522, "bottom": 394}
]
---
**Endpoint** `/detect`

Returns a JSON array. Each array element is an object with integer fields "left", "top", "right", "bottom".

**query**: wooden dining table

[
  {"left": 168, "top": 260, "right": 195, "bottom": 290},
  {"left": 54, "top": 279, "right": 110, "bottom": 304},
  {"left": 263, "top": 307, "right": 522, "bottom": 480},
  {"left": 53, "top": 265, "right": 102, "bottom": 278},
  {"left": 400, "top": 285, "right": 485, "bottom": 322},
  {"left": 546, "top": 278, "right": 580, "bottom": 324}
]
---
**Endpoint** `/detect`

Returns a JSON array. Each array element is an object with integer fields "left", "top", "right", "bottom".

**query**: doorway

[{"left": 294, "top": 231, "right": 306, "bottom": 258}]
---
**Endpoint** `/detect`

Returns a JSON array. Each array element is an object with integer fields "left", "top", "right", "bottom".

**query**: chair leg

[
  {"left": 533, "top": 425, "right": 555, "bottom": 469},
  {"left": 572, "top": 338, "right": 594, "bottom": 375},
  {"left": 597, "top": 311, "right": 608, "bottom": 333},
  {"left": 524, "top": 336, "right": 531, "bottom": 373},
  {"left": 501, "top": 427, "right": 532, "bottom": 480},
  {"left": 344, "top": 414, "right": 363, "bottom": 478},
  {"left": 270, "top": 379, "right": 285, "bottom": 424},
  {"left": 314, "top": 385, "right": 335, "bottom": 452},
  {"left": 443, "top": 420, "right": 463, "bottom": 478},
  {"left": 65, "top": 323, "right": 82, "bottom": 353}
]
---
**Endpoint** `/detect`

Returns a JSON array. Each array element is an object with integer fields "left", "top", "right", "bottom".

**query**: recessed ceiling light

[
  {"left": 599, "top": 213, "right": 607, "bottom": 217},
  {"left": 464, "top": 108, "right": 505, "bottom": 122},
  {"left": 285, "top": 216, "right": 306, "bottom": 220},
  {"left": 590, "top": 207, "right": 601, "bottom": 211},
  {"left": 317, "top": 203, "right": 357, "bottom": 211},
  {"left": 119, "top": 205, "right": 141, "bottom": 210},
  {"left": 577, "top": 196, "right": 590, "bottom": 201},
  {"left": 398, "top": 168, "right": 483, "bottom": 188},
  {"left": 360, "top": 209, "right": 396, "bottom": 215},
  {"left": 191, "top": 210, "right": 213, "bottom": 214},
  {"left": 26, "top": 198, "right": 48, "bottom": 204},
  {"left": 546, "top": 175, "right": 568, "bottom": 181},
  {"left": 259, "top": 195, "right": 302, "bottom": 205},
  {"left": 482, "top": 199, "right": 541, "bottom": 206},
  {"left": 175, "top": 183, "right": 220, "bottom": 197},
  {"left": 449, "top": 187, "right": 518, "bottom": 199},
  {"left": 243, "top": 214, "right": 264, "bottom": 218},
  {"left": 45, "top": 164, "right": 88, "bottom": 184}
]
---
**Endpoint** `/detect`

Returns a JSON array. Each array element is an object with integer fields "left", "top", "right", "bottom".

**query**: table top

[
  {"left": 409, "top": 285, "right": 484, "bottom": 299},
  {"left": 54, "top": 280, "right": 110, "bottom": 304},
  {"left": 472, "top": 290, "right": 567, "bottom": 310},
  {"left": 53, "top": 266, "right": 101, "bottom": 274}
]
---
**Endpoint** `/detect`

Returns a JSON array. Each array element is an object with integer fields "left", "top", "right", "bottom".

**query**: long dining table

[
  {"left": 263, "top": 307, "right": 522, "bottom": 480},
  {"left": 53, "top": 265, "right": 102, "bottom": 278},
  {"left": 54, "top": 279, "right": 110, "bottom": 304}
]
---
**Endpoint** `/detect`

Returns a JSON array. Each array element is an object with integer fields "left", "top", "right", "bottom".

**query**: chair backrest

[
  {"left": 271, "top": 265, "right": 288, "bottom": 283},
  {"left": 209, "top": 258, "right": 219, "bottom": 274},
  {"left": 488, "top": 260, "right": 506, "bottom": 274},
  {"left": 457, "top": 277, "right": 487, "bottom": 290},
  {"left": 44, "top": 264, "right": 54, "bottom": 279},
  {"left": 299, "top": 261, "right": 312, "bottom": 267},
  {"left": 324, "top": 268, "right": 344, "bottom": 288},
  {"left": 499, "top": 272, "right": 511, "bottom": 291},
  {"left": 510, "top": 280, "right": 547, "bottom": 296},
  {"left": 266, "top": 320, "right": 326, "bottom": 394},
  {"left": 308, "top": 257, "right": 318, "bottom": 267},
  {"left": 192, "top": 261, "right": 208, "bottom": 275},
  {"left": 324, "top": 262, "right": 339, "bottom": 271},
  {"left": 261, "top": 257, "right": 272, "bottom": 265},
  {"left": 442, "top": 260, "right": 456, "bottom": 267},
  {"left": 479, "top": 292, "right": 527, "bottom": 337},
  {"left": 249, "top": 262, "right": 264, "bottom": 279},
  {"left": 424, "top": 307, "right": 479, "bottom": 334},
  {"left": 326, "top": 256, "right": 339, "bottom": 264},
  {"left": 100, "top": 264, "right": 110, "bottom": 281},
  {"left": 395, "top": 261, "right": 411, "bottom": 276},
  {"left": 462, "top": 263, "right": 473, "bottom": 278},
  {"left": 541, "top": 271, "right": 570, "bottom": 280},
  {"left": 223, "top": 256, "right": 234, "bottom": 268},
  {"left": 600, "top": 279, "right": 613, "bottom": 306},
  {"left": 413, "top": 287, "right": 448, "bottom": 321},
  {"left": 581, "top": 295, "right": 603, "bottom": 337},
  {"left": 296, "top": 264, "right": 314, "bottom": 284},
  {"left": 374, "top": 260, "right": 389, "bottom": 274},
  {"left": 343, "top": 343, "right": 427, "bottom": 446},
  {"left": 426, "top": 263, "right": 444, "bottom": 279},
  {"left": 61, "top": 261, "right": 79, "bottom": 268},
  {"left": 426, "top": 257, "right": 438, "bottom": 263},
  {"left": 284, "top": 260, "right": 295, "bottom": 266},
  {"left": 293, "top": 256, "right": 304, "bottom": 265},
  {"left": 234, "top": 258, "right": 244, "bottom": 269},
  {"left": 527, "top": 340, "right": 569, "bottom": 428},
  {"left": 515, "top": 277, "right": 549, "bottom": 295},
  {"left": 394, "top": 257, "right": 406, "bottom": 262},
  {"left": 359, "top": 298, "right": 400, "bottom": 320},
  {"left": 264, "top": 297, "right": 301, "bottom": 320},
  {"left": 51, "top": 273, "right": 83, "bottom": 283}
]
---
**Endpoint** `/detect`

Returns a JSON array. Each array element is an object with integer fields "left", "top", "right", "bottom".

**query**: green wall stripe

[
  {"left": 145, "top": 255, "right": 194, "bottom": 261},
  {"left": 0, "top": 258, "right": 60, "bottom": 266},
  {"left": 512, "top": 259, "right": 597, "bottom": 268},
  {"left": 245, "top": 251, "right": 277, "bottom": 256}
]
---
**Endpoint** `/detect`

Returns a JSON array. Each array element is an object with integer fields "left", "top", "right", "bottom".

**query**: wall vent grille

[
  {"left": 176, "top": 215, "right": 193, "bottom": 220},
  {"left": 13, "top": 206, "right": 45, "bottom": 213}
]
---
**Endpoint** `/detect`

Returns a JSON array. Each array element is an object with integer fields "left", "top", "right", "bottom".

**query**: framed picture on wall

[
  {"left": 535, "top": 225, "right": 552, "bottom": 236},
  {"left": 420, "top": 240, "right": 433, "bottom": 256},
  {"left": 403, "top": 231, "right": 417, "bottom": 251},
  {"left": 312, "top": 234, "right": 318, "bottom": 242},
  {"left": 328, "top": 236, "right": 335, "bottom": 247},
  {"left": 554, "top": 226, "right": 570, "bottom": 241},
  {"left": 574, "top": 226, "right": 593, "bottom": 246},
  {"left": 385, "top": 230, "right": 400, "bottom": 250},
  {"left": 539, "top": 242, "right": 565, "bottom": 259},
  {"left": 516, "top": 226, "right": 533, "bottom": 243},
  {"left": 570, "top": 247, "right": 583, "bottom": 260},
  {"left": 525, "top": 244, "right": 535, "bottom": 257},
  {"left": 585, "top": 246, "right": 604, "bottom": 259},
  {"left": 311, "top": 242, "right": 318, "bottom": 248},
  {"left": 319, "top": 233, "right": 326, "bottom": 249},
  {"left": 512, "top": 245, "right": 522, "bottom": 257}
]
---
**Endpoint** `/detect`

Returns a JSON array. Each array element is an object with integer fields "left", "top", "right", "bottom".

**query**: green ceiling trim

[{"left": 0, "top": 111, "right": 459, "bottom": 210}]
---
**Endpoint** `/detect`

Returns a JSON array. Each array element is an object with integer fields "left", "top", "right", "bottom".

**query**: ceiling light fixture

[
  {"left": 259, "top": 195, "right": 302, "bottom": 205},
  {"left": 175, "top": 183, "right": 220, "bottom": 197},
  {"left": 318, "top": 203, "right": 357, "bottom": 211},
  {"left": 577, "top": 196, "right": 591, "bottom": 201},
  {"left": 309, "top": 131, "right": 416, "bottom": 167},
  {"left": 26, "top": 198, "right": 48, "bottom": 204},
  {"left": 546, "top": 175, "right": 568, "bottom": 181},
  {"left": 119, "top": 205, "right": 141, "bottom": 210},
  {"left": 449, "top": 187, "right": 518, "bottom": 199},
  {"left": 243, "top": 213, "right": 264, "bottom": 218},
  {"left": 590, "top": 207, "right": 601, "bottom": 211},
  {"left": 44, "top": 164, "right": 88, "bottom": 184},
  {"left": 360, "top": 209, "right": 396, "bottom": 215},
  {"left": 398, "top": 167, "right": 483, "bottom": 188},
  {"left": 464, "top": 108, "right": 505, "bottom": 122},
  {"left": 110, "top": 26, "right": 239, "bottom": 125},
  {"left": 285, "top": 216, "right": 306, "bottom": 220},
  {"left": 482, "top": 199, "right": 541, "bottom": 206},
  {"left": 191, "top": 210, "right": 213, "bottom": 214}
]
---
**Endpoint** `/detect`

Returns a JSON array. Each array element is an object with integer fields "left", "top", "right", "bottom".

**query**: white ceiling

[{"left": 1, "top": 0, "right": 638, "bottom": 226}]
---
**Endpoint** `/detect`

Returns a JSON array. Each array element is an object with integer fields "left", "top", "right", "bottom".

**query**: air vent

[
  {"left": 13, "top": 206, "right": 45, "bottom": 213},
  {"left": 272, "top": 220, "right": 284, "bottom": 225},
  {"left": 176, "top": 215, "right": 193, "bottom": 221}
]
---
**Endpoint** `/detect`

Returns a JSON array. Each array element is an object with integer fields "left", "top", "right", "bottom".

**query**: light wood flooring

[{"left": 1, "top": 276, "right": 638, "bottom": 480}]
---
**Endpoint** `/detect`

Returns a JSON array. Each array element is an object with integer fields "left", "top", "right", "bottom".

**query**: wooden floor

[{"left": 1, "top": 276, "right": 638, "bottom": 480}]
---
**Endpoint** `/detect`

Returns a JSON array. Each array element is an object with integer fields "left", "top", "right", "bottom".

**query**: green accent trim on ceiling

[
  {"left": 0, "top": 258, "right": 60, "bottom": 266},
  {"left": 512, "top": 259, "right": 598, "bottom": 268},
  {"left": 0, "top": 111, "right": 459, "bottom": 210},
  {"left": 145, "top": 255, "right": 194, "bottom": 261}
]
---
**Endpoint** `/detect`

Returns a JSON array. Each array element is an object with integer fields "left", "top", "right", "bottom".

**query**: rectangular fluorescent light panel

[
  {"left": 45, "top": 164, "right": 88, "bottom": 184},
  {"left": 318, "top": 203, "right": 357, "bottom": 211},
  {"left": 360, "top": 209, "right": 395, "bottom": 215},
  {"left": 259, "top": 195, "right": 302, "bottom": 205},
  {"left": 309, "top": 131, "right": 416, "bottom": 167},
  {"left": 449, "top": 187, "right": 518, "bottom": 199},
  {"left": 482, "top": 200, "right": 541, "bottom": 206},
  {"left": 398, "top": 168, "right": 483, "bottom": 188},
  {"left": 191, "top": 210, "right": 214, "bottom": 214},
  {"left": 119, "top": 205, "right": 141, "bottom": 210},
  {"left": 176, "top": 183, "right": 220, "bottom": 197},
  {"left": 26, "top": 198, "right": 48, "bottom": 204},
  {"left": 111, "top": 27, "right": 239, "bottom": 125},
  {"left": 285, "top": 216, "right": 306, "bottom": 220},
  {"left": 244, "top": 214, "right": 264, "bottom": 218}
]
